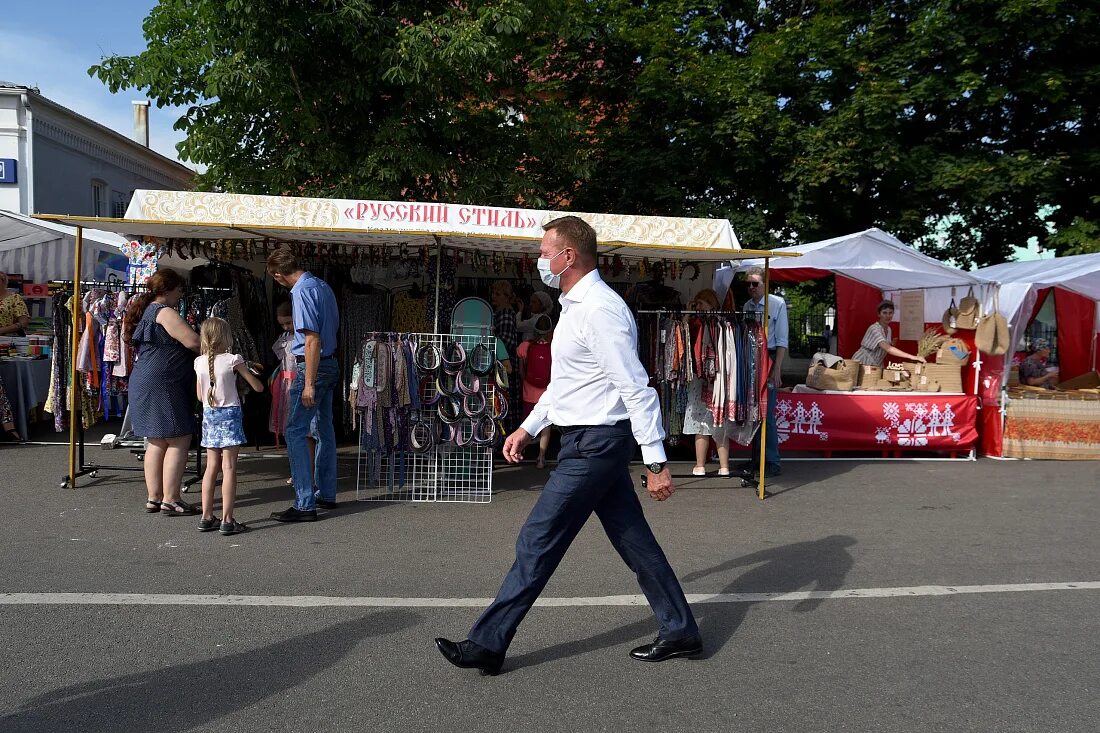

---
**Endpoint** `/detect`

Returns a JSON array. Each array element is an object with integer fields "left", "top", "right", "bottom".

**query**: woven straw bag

[
  {"left": 956, "top": 287, "right": 981, "bottom": 330},
  {"left": 975, "top": 289, "right": 1010, "bottom": 356}
]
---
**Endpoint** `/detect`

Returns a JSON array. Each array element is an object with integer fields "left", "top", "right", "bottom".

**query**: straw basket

[{"left": 917, "top": 363, "right": 963, "bottom": 393}]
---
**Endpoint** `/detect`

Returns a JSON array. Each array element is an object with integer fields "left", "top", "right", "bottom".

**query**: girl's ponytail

[{"left": 208, "top": 351, "right": 217, "bottom": 405}]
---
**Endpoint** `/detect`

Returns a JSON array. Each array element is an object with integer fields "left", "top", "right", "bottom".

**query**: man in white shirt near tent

[{"left": 435, "top": 216, "right": 701, "bottom": 676}]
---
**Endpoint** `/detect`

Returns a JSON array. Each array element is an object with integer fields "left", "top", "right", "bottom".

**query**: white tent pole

[{"left": 1093, "top": 302, "right": 1099, "bottom": 372}]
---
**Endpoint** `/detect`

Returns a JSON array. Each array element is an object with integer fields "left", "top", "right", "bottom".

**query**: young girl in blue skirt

[{"left": 194, "top": 317, "right": 264, "bottom": 535}]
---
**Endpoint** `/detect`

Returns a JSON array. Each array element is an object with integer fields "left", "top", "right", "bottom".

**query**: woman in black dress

[{"left": 125, "top": 269, "right": 201, "bottom": 515}]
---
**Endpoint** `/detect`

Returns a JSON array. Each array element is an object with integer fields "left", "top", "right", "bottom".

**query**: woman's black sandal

[
  {"left": 161, "top": 500, "right": 199, "bottom": 516},
  {"left": 145, "top": 500, "right": 162, "bottom": 513}
]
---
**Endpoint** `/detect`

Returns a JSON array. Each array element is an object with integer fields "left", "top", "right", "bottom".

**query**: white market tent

[
  {"left": 0, "top": 209, "right": 130, "bottom": 282},
  {"left": 730, "top": 227, "right": 988, "bottom": 299},
  {"left": 976, "top": 252, "right": 1100, "bottom": 376},
  {"left": 38, "top": 189, "right": 798, "bottom": 496},
  {"left": 725, "top": 228, "right": 992, "bottom": 359}
]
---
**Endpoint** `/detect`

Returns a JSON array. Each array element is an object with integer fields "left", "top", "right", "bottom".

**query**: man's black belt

[
  {"left": 559, "top": 420, "right": 630, "bottom": 435},
  {"left": 295, "top": 354, "right": 336, "bottom": 363}
]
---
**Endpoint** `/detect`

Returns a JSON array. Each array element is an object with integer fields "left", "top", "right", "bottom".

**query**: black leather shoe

[
  {"left": 435, "top": 637, "right": 505, "bottom": 676},
  {"left": 630, "top": 635, "right": 703, "bottom": 662},
  {"left": 270, "top": 506, "right": 318, "bottom": 522},
  {"left": 316, "top": 499, "right": 339, "bottom": 510},
  {"left": 738, "top": 464, "right": 781, "bottom": 478}
]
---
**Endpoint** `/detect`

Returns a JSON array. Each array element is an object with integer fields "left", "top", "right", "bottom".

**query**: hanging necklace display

[
  {"left": 353, "top": 330, "right": 498, "bottom": 503},
  {"left": 441, "top": 341, "right": 466, "bottom": 373},
  {"left": 438, "top": 395, "right": 462, "bottom": 423},
  {"left": 454, "top": 418, "right": 476, "bottom": 447},
  {"left": 472, "top": 415, "right": 497, "bottom": 445},
  {"left": 413, "top": 341, "right": 440, "bottom": 372},
  {"left": 467, "top": 342, "right": 495, "bottom": 376},
  {"left": 463, "top": 390, "right": 487, "bottom": 417},
  {"left": 456, "top": 370, "right": 480, "bottom": 396},
  {"left": 419, "top": 375, "right": 441, "bottom": 406},
  {"left": 409, "top": 421, "right": 435, "bottom": 453}
]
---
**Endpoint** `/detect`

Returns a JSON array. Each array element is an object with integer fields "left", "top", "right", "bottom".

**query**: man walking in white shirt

[{"left": 435, "top": 216, "right": 701, "bottom": 676}]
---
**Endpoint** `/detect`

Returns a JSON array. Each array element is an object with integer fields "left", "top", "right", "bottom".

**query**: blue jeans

[
  {"left": 286, "top": 359, "right": 339, "bottom": 510},
  {"left": 751, "top": 384, "right": 781, "bottom": 469},
  {"left": 468, "top": 421, "right": 698, "bottom": 654}
]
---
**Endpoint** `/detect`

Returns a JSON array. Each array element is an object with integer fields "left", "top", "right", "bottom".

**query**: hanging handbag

[
  {"left": 975, "top": 289, "right": 1011, "bottom": 356},
  {"left": 942, "top": 297, "right": 959, "bottom": 335},
  {"left": 955, "top": 287, "right": 980, "bottom": 330}
]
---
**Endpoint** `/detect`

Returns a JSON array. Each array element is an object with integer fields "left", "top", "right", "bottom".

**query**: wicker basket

[
  {"left": 918, "top": 363, "right": 963, "bottom": 393},
  {"left": 859, "top": 364, "right": 883, "bottom": 385},
  {"left": 913, "top": 373, "right": 941, "bottom": 392},
  {"left": 807, "top": 359, "right": 860, "bottom": 391},
  {"left": 936, "top": 338, "right": 971, "bottom": 367}
]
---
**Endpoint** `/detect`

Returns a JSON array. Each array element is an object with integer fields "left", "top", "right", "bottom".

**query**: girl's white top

[{"left": 194, "top": 353, "right": 245, "bottom": 407}]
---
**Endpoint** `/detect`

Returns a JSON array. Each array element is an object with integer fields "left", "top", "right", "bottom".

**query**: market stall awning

[
  {"left": 732, "top": 228, "right": 987, "bottom": 290},
  {"left": 0, "top": 209, "right": 130, "bottom": 281},
  {"left": 976, "top": 253, "right": 1100, "bottom": 384},
  {"left": 977, "top": 252, "right": 1100, "bottom": 303},
  {"left": 36, "top": 190, "right": 798, "bottom": 262}
]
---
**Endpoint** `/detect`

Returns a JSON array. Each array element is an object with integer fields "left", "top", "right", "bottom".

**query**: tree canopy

[{"left": 93, "top": 0, "right": 1100, "bottom": 264}]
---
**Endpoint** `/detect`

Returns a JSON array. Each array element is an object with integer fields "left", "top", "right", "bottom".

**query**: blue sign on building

[{"left": 0, "top": 159, "right": 16, "bottom": 184}]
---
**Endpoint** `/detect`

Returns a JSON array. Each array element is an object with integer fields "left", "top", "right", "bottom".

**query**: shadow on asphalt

[
  {"left": 508, "top": 535, "right": 856, "bottom": 670},
  {"left": 0, "top": 610, "right": 419, "bottom": 733}
]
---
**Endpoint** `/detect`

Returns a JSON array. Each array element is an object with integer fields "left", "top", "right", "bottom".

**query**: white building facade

[{"left": 0, "top": 82, "right": 193, "bottom": 217}]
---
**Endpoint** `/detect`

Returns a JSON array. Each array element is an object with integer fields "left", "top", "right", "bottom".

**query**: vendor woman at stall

[
  {"left": 0, "top": 271, "right": 30, "bottom": 336},
  {"left": 1018, "top": 338, "right": 1058, "bottom": 388},
  {"left": 851, "top": 300, "right": 926, "bottom": 367}
]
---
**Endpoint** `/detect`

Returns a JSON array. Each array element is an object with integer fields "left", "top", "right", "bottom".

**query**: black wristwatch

[{"left": 645, "top": 461, "right": 667, "bottom": 475}]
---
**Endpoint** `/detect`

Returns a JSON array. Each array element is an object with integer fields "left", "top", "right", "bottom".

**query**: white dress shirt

[
  {"left": 745, "top": 293, "right": 790, "bottom": 350},
  {"left": 520, "top": 269, "right": 667, "bottom": 464}
]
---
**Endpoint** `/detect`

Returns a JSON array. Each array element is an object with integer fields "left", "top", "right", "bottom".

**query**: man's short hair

[
  {"left": 744, "top": 266, "right": 765, "bottom": 282},
  {"left": 878, "top": 300, "right": 895, "bottom": 313},
  {"left": 543, "top": 215, "right": 597, "bottom": 261},
  {"left": 266, "top": 247, "right": 301, "bottom": 276},
  {"left": 275, "top": 300, "right": 293, "bottom": 318}
]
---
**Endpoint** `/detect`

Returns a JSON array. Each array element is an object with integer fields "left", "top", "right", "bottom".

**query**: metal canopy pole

[
  {"left": 67, "top": 227, "right": 83, "bottom": 488},
  {"left": 756, "top": 257, "right": 771, "bottom": 500},
  {"left": 432, "top": 235, "right": 443, "bottom": 334}
]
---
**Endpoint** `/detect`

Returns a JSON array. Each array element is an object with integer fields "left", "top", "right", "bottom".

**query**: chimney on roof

[{"left": 132, "top": 100, "right": 150, "bottom": 147}]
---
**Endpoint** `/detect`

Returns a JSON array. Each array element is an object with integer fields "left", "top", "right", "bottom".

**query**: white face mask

[{"left": 537, "top": 248, "right": 570, "bottom": 289}]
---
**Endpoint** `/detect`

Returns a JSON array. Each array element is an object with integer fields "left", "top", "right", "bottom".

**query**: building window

[
  {"left": 113, "top": 190, "right": 131, "bottom": 218},
  {"left": 92, "top": 180, "right": 106, "bottom": 217}
]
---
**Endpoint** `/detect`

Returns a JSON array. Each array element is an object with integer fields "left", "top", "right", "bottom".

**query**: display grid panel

[{"left": 356, "top": 332, "right": 495, "bottom": 504}]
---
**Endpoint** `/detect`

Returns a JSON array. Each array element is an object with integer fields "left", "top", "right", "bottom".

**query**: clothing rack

[
  {"left": 636, "top": 309, "right": 759, "bottom": 317},
  {"left": 50, "top": 280, "right": 232, "bottom": 489}
]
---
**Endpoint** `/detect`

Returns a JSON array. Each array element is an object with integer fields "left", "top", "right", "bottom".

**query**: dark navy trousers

[{"left": 468, "top": 421, "right": 699, "bottom": 654}]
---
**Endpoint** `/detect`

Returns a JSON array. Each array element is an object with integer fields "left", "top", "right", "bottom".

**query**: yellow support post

[
  {"left": 67, "top": 227, "right": 83, "bottom": 488},
  {"left": 757, "top": 257, "right": 771, "bottom": 500}
]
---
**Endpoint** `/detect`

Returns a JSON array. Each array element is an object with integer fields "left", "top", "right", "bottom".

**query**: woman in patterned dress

[
  {"left": 125, "top": 269, "right": 201, "bottom": 515},
  {"left": 0, "top": 271, "right": 30, "bottom": 440}
]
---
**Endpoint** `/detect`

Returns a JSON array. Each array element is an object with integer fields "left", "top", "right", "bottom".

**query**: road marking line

[{"left": 1, "top": 582, "right": 1098, "bottom": 608}]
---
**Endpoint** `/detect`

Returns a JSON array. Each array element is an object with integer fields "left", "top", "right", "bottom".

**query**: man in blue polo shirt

[{"left": 267, "top": 248, "right": 340, "bottom": 521}]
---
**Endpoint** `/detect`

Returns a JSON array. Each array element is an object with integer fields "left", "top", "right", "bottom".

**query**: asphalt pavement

[{"left": 0, "top": 440, "right": 1097, "bottom": 732}]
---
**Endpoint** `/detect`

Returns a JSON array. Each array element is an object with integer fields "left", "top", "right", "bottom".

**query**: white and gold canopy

[{"left": 38, "top": 190, "right": 796, "bottom": 261}]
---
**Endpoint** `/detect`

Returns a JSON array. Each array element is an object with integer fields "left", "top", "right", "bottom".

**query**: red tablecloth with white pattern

[{"left": 772, "top": 392, "right": 979, "bottom": 453}]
